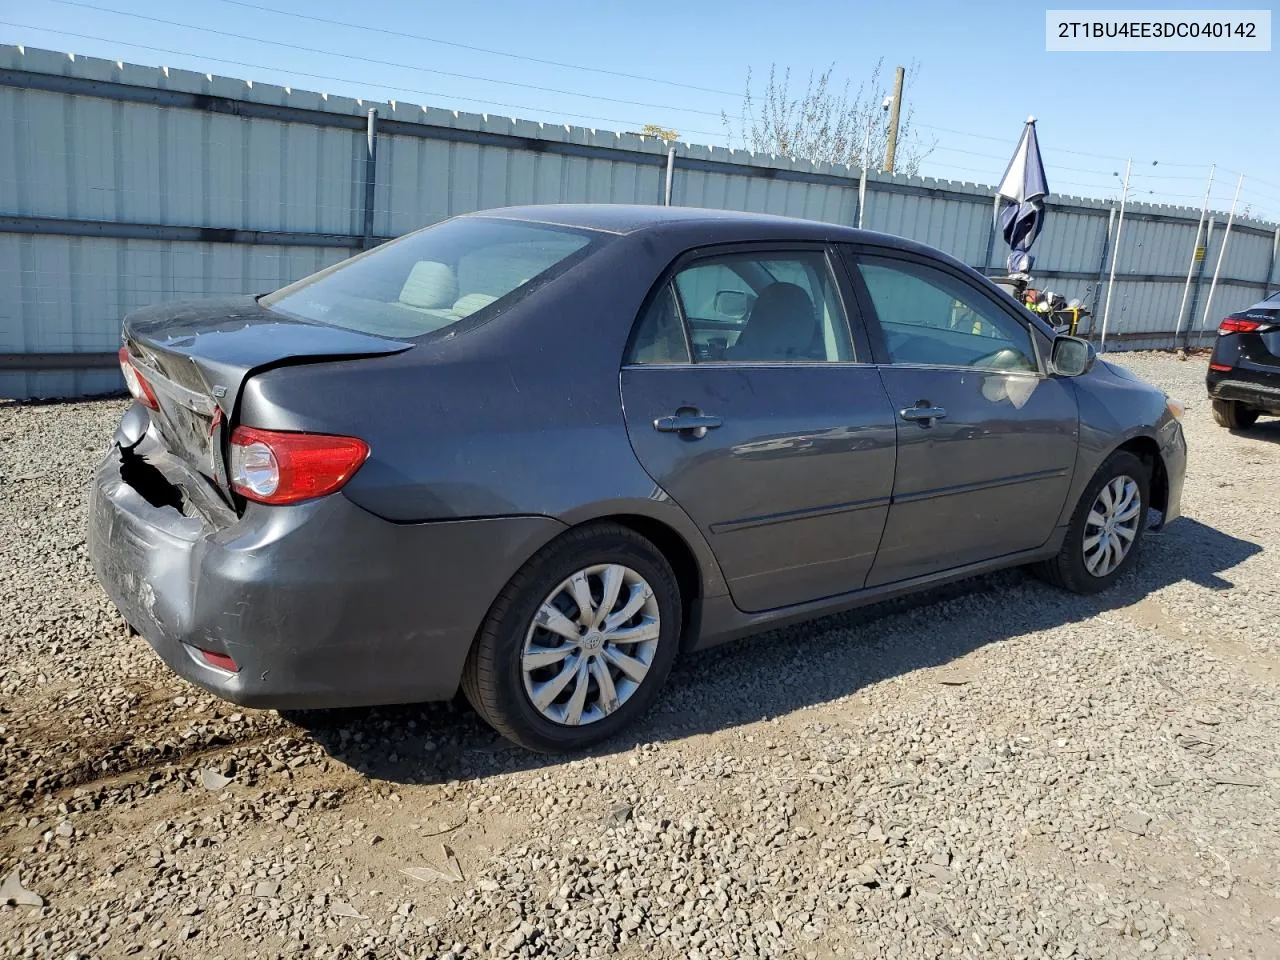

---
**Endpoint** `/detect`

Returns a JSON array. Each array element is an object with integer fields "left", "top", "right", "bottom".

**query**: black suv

[{"left": 1207, "top": 291, "right": 1280, "bottom": 429}]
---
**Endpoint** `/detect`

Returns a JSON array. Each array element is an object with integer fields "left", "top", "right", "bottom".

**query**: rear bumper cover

[
  {"left": 87, "top": 427, "right": 564, "bottom": 709},
  {"left": 1207, "top": 370, "right": 1280, "bottom": 412}
]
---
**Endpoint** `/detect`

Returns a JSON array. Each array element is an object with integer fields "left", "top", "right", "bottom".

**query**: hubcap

[
  {"left": 521, "top": 564, "right": 660, "bottom": 726},
  {"left": 1083, "top": 475, "right": 1141, "bottom": 578}
]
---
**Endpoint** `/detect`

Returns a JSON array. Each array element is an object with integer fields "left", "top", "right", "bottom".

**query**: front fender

[{"left": 1058, "top": 366, "right": 1185, "bottom": 528}]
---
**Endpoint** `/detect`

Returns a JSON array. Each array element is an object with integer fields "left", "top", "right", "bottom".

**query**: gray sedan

[{"left": 89, "top": 205, "right": 1187, "bottom": 752}]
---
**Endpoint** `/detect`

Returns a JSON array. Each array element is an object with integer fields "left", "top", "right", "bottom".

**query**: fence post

[
  {"left": 982, "top": 195, "right": 1000, "bottom": 273},
  {"left": 856, "top": 166, "right": 867, "bottom": 229},
  {"left": 664, "top": 148, "right": 676, "bottom": 206},
  {"left": 361, "top": 108, "right": 379, "bottom": 249},
  {"left": 1199, "top": 174, "right": 1245, "bottom": 344},
  {"left": 1183, "top": 216, "right": 1215, "bottom": 350},
  {"left": 1098, "top": 159, "right": 1133, "bottom": 352},
  {"left": 1174, "top": 164, "right": 1215, "bottom": 347},
  {"left": 1173, "top": 222, "right": 1208, "bottom": 349},
  {"left": 1266, "top": 226, "right": 1280, "bottom": 295},
  {"left": 1084, "top": 206, "right": 1116, "bottom": 339}
]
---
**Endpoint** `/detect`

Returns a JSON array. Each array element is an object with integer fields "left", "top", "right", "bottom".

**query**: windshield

[{"left": 262, "top": 217, "right": 599, "bottom": 337}]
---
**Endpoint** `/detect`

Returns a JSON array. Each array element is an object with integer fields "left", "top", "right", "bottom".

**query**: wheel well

[
  {"left": 598, "top": 514, "right": 701, "bottom": 636},
  {"left": 1115, "top": 436, "right": 1168, "bottom": 517}
]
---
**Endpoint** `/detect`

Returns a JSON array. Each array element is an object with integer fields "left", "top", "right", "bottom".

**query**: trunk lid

[
  {"left": 1229, "top": 302, "right": 1280, "bottom": 371},
  {"left": 123, "top": 295, "right": 411, "bottom": 492}
]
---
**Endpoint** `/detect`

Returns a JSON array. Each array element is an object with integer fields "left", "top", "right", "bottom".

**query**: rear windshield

[{"left": 262, "top": 217, "right": 599, "bottom": 337}]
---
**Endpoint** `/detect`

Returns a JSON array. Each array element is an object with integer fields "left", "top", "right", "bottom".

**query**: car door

[
  {"left": 620, "top": 244, "right": 898, "bottom": 613},
  {"left": 844, "top": 248, "right": 1080, "bottom": 587}
]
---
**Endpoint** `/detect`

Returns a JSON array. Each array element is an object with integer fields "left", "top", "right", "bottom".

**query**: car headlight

[{"left": 1165, "top": 397, "right": 1186, "bottom": 421}]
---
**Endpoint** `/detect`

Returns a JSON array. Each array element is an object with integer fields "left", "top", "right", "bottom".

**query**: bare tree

[{"left": 722, "top": 59, "right": 935, "bottom": 176}]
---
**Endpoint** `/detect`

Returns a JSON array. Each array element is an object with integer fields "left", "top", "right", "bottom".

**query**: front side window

[
  {"left": 855, "top": 256, "right": 1038, "bottom": 372},
  {"left": 665, "top": 251, "right": 854, "bottom": 363},
  {"left": 262, "top": 217, "right": 598, "bottom": 338}
]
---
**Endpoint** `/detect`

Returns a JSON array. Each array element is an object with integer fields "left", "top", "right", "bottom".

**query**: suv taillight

[
  {"left": 118, "top": 346, "right": 159, "bottom": 410},
  {"left": 228, "top": 426, "right": 369, "bottom": 505},
  {"left": 1219, "top": 317, "right": 1262, "bottom": 334}
]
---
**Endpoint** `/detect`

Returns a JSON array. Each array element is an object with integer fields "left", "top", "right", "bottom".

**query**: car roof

[
  {"left": 469, "top": 203, "right": 915, "bottom": 247},
  {"left": 464, "top": 204, "right": 998, "bottom": 293}
]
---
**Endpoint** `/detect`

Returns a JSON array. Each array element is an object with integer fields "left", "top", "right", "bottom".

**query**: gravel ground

[{"left": 2, "top": 352, "right": 1279, "bottom": 960}]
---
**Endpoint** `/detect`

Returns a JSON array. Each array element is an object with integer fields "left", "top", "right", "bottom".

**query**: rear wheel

[
  {"left": 461, "top": 523, "right": 681, "bottom": 753},
  {"left": 1212, "top": 399, "right": 1259, "bottom": 430},
  {"left": 1035, "top": 450, "right": 1149, "bottom": 595}
]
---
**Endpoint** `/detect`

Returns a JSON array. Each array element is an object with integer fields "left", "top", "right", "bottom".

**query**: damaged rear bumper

[{"left": 87, "top": 414, "right": 565, "bottom": 710}]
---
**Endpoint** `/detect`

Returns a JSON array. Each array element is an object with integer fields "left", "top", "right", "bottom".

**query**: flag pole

[{"left": 1099, "top": 158, "right": 1132, "bottom": 352}]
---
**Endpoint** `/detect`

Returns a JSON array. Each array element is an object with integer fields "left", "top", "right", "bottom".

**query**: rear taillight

[
  {"left": 118, "top": 346, "right": 159, "bottom": 410},
  {"left": 1218, "top": 317, "right": 1262, "bottom": 334},
  {"left": 228, "top": 426, "right": 369, "bottom": 505},
  {"left": 1209, "top": 362, "right": 1232, "bottom": 371},
  {"left": 197, "top": 648, "right": 239, "bottom": 673}
]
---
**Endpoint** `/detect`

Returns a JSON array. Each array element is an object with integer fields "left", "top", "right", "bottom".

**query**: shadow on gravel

[
  {"left": 1223, "top": 419, "right": 1280, "bottom": 445},
  {"left": 289, "top": 516, "right": 1260, "bottom": 787}
]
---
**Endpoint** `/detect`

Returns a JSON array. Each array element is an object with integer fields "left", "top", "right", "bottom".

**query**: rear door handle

[
  {"left": 654, "top": 410, "right": 723, "bottom": 438},
  {"left": 900, "top": 404, "right": 947, "bottom": 425}
]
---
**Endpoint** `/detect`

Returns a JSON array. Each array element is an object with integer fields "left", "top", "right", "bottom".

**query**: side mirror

[
  {"left": 1050, "top": 335, "right": 1095, "bottom": 377},
  {"left": 713, "top": 289, "right": 753, "bottom": 320}
]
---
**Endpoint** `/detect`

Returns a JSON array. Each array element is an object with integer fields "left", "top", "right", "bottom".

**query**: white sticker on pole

[{"left": 1046, "top": 10, "right": 1271, "bottom": 50}]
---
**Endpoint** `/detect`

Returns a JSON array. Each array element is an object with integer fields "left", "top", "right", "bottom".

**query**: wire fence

[{"left": 1, "top": 43, "right": 1278, "bottom": 399}]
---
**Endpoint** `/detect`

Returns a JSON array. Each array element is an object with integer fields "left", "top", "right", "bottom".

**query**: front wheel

[
  {"left": 461, "top": 523, "right": 682, "bottom": 753},
  {"left": 1035, "top": 451, "right": 1150, "bottom": 594},
  {"left": 1212, "top": 399, "right": 1259, "bottom": 430}
]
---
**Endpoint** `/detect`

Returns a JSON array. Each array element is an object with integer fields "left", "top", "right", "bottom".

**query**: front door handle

[
  {"left": 900, "top": 404, "right": 948, "bottom": 426},
  {"left": 654, "top": 409, "right": 723, "bottom": 438}
]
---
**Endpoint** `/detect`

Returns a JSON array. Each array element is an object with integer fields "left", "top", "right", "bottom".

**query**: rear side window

[
  {"left": 626, "top": 285, "right": 691, "bottom": 364},
  {"left": 262, "top": 218, "right": 598, "bottom": 338}
]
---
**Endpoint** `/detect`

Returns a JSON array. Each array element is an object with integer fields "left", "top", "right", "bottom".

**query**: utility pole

[
  {"left": 859, "top": 97, "right": 891, "bottom": 229},
  {"left": 882, "top": 65, "right": 905, "bottom": 174}
]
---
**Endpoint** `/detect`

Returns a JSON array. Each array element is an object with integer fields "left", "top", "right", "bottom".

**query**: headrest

[
  {"left": 399, "top": 261, "right": 458, "bottom": 310},
  {"left": 737, "top": 282, "right": 817, "bottom": 357}
]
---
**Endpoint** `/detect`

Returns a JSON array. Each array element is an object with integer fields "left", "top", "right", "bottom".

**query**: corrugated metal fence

[{"left": 2, "top": 45, "right": 1278, "bottom": 398}]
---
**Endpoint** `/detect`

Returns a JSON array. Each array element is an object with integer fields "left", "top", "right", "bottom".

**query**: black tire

[
  {"left": 1035, "top": 450, "right": 1150, "bottom": 595},
  {"left": 461, "top": 523, "right": 682, "bottom": 753},
  {"left": 1212, "top": 399, "right": 1259, "bottom": 430}
]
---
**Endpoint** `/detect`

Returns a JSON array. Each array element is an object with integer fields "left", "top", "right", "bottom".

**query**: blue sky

[{"left": 6, "top": 0, "right": 1278, "bottom": 219}]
